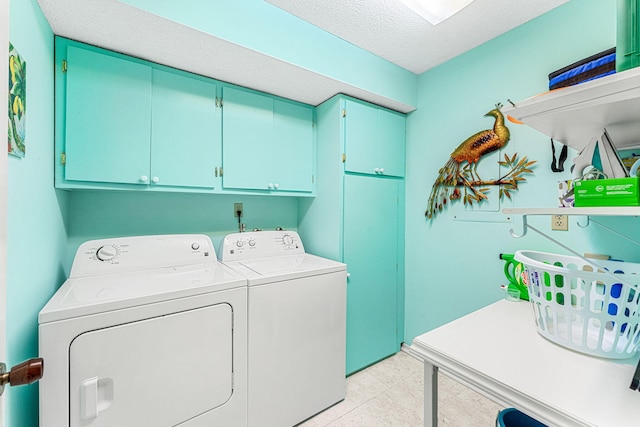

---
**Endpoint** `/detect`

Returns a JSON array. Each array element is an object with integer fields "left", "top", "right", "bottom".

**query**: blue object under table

[{"left": 497, "top": 408, "right": 547, "bottom": 427}]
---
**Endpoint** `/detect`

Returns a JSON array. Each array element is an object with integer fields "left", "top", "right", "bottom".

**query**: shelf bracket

[
  {"left": 508, "top": 214, "right": 635, "bottom": 286},
  {"left": 509, "top": 215, "right": 528, "bottom": 238},
  {"left": 578, "top": 216, "right": 640, "bottom": 247},
  {"left": 510, "top": 215, "right": 592, "bottom": 261},
  {"left": 577, "top": 216, "right": 590, "bottom": 228}
]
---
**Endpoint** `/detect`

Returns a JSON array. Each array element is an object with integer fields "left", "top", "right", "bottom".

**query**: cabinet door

[
  {"left": 151, "top": 69, "right": 219, "bottom": 188},
  {"left": 343, "top": 174, "right": 399, "bottom": 374},
  {"left": 344, "top": 100, "right": 379, "bottom": 175},
  {"left": 65, "top": 46, "right": 152, "bottom": 185},
  {"left": 344, "top": 100, "right": 405, "bottom": 178},
  {"left": 273, "top": 100, "right": 314, "bottom": 192},
  {"left": 222, "top": 87, "right": 274, "bottom": 190},
  {"left": 377, "top": 108, "right": 406, "bottom": 178}
]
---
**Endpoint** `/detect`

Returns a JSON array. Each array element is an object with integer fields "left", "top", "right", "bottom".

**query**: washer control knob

[
  {"left": 96, "top": 245, "right": 117, "bottom": 261},
  {"left": 191, "top": 242, "right": 200, "bottom": 250},
  {"left": 236, "top": 240, "right": 244, "bottom": 248},
  {"left": 248, "top": 239, "right": 256, "bottom": 247},
  {"left": 282, "top": 234, "right": 294, "bottom": 246}
]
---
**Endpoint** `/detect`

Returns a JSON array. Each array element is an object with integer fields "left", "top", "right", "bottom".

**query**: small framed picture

[{"left": 8, "top": 42, "right": 26, "bottom": 158}]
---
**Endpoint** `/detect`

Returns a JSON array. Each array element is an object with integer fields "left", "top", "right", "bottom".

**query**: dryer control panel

[
  {"left": 70, "top": 234, "right": 216, "bottom": 278},
  {"left": 220, "top": 230, "right": 305, "bottom": 262}
]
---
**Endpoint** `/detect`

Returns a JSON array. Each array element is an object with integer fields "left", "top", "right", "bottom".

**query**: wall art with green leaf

[{"left": 8, "top": 42, "right": 26, "bottom": 158}]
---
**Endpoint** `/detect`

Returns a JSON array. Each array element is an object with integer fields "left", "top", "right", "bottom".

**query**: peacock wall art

[{"left": 425, "top": 103, "right": 536, "bottom": 219}]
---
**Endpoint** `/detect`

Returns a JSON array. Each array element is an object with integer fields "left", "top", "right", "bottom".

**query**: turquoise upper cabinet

[
  {"left": 222, "top": 87, "right": 274, "bottom": 191},
  {"left": 222, "top": 86, "right": 314, "bottom": 193},
  {"left": 151, "top": 69, "right": 219, "bottom": 189},
  {"left": 344, "top": 99, "right": 405, "bottom": 177},
  {"left": 58, "top": 39, "right": 221, "bottom": 191},
  {"left": 56, "top": 37, "right": 314, "bottom": 196},
  {"left": 64, "top": 46, "right": 153, "bottom": 185},
  {"left": 273, "top": 99, "right": 314, "bottom": 192}
]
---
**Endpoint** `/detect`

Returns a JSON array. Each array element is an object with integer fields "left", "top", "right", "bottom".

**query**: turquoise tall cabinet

[{"left": 298, "top": 95, "right": 406, "bottom": 374}]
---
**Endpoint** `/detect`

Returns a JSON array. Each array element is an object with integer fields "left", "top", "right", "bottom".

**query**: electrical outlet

[
  {"left": 551, "top": 214, "right": 568, "bottom": 231},
  {"left": 234, "top": 203, "right": 243, "bottom": 218}
]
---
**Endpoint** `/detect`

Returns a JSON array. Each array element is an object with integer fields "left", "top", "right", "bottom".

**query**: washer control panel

[
  {"left": 70, "top": 234, "right": 215, "bottom": 278},
  {"left": 219, "top": 230, "right": 305, "bottom": 262}
]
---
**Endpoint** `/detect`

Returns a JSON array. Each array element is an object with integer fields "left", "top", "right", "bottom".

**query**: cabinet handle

[
  {"left": 274, "top": 183, "right": 280, "bottom": 189},
  {"left": 374, "top": 168, "right": 380, "bottom": 174},
  {"left": 140, "top": 175, "right": 149, "bottom": 183},
  {"left": 152, "top": 176, "right": 160, "bottom": 183},
  {"left": 268, "top": 183, "right": 274, "bottom": 189},
  {"left": 379, "top": 168, "right": 384, "bottom": 174}
]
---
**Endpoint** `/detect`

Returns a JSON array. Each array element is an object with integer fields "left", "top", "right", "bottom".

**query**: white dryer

[
  {"left": 39, "top": 234, "right": 248, "bottom": 427},
  {"left": 219, "top": 230, "right": 347, "bottom": 427}
]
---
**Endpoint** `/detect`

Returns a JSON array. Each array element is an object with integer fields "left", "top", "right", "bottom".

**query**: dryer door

[{"left": 69, "top": 303, "right": 233, "bottom": 427}]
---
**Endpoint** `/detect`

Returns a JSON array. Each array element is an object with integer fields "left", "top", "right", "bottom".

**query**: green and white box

[{"left": 574, "top": 177, "right": 640, "bottom": 207}]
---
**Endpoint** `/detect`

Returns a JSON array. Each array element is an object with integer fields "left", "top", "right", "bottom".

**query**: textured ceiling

[
  {"left": 266, "top": 0, "right": 569, "bottom": 74},
  {"left": 35, "top": 0, "right": 568, "bottom": 112}
]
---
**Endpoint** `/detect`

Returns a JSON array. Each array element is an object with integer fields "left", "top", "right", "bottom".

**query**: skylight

[{"left": 398, "top": 0, "right": 475, "bottom": 25}]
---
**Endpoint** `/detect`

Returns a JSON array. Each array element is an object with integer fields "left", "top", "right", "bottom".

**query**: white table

[{"left": 409, "top": 300, "right": 640, "bottom": 427}]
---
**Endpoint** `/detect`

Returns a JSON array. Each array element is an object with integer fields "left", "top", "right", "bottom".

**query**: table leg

[{"left": 424, "top": 362, "right": 438, "bottom": 427}]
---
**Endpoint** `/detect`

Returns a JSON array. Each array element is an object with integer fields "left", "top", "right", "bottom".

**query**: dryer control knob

[
  {"left": 96, "top": 245, "right": 118, "bottom": 261},
  {"left": 282, "top": 234, "right": 294, "bottom": 246}
]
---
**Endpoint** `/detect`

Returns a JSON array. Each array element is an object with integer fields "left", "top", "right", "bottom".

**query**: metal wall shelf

[
  {"left": 503, "top": 68, "right": 640, "bottom": 264},
  {"left": 503, "top": 207, "right": 640, "bottom": 216},
  {"left": 502, "top": 66, "right": 640, "bottom": 151}
]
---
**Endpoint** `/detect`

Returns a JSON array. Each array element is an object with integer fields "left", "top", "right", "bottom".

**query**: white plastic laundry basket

[{"left": 514, "top": 250, "right": 640, "bottom": 359}]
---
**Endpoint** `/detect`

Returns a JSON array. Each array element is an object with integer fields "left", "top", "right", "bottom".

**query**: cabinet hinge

[
  {"left": 342, "top": 109, "right": 346, "bottom": 118},
  {"left": 62, "top": 60, "right": 67, "bottom": 73},
  {"left": 312, "top": 175, "right": 314, "bottom": 184},
  {"left": 215, "top": 166, "right": 218, "bottom": 178},
  {"left": 341, "top": 153, "right": 346, "bottom": 163},
  {"left": 215, "top": 97, "right": 224, "bottom": 108},
  {"left": 220, "top": 167, "right": 224, "bottom": 176},
  {"left": 61, "top": 153, "right": 66, "bottom": 165}
]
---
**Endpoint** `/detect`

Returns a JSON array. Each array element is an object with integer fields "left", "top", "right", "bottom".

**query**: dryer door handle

[
  {"left": 81, "top": 378, "right": 99, "bottom": 419},
  {"left": 80, "top": 376, "right": 114, "bottom": 419}
]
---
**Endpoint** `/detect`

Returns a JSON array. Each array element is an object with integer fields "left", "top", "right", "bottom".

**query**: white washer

[
  {"left": 219, "top": 230, "right": 347, "bottom": 427},
  {"left": 39, "top": 234, "right": 248, "bottom": 427}
]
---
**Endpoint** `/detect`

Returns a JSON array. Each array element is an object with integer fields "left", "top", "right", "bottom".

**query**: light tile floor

[{"left": 299, "top": 350, "right": 503, "bottom": 427}]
